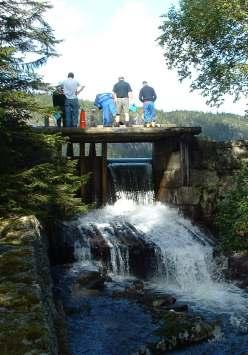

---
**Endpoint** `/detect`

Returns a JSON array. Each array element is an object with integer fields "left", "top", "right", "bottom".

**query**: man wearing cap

[
  {"left": 112, "top": 76, "right": 133, "bottom": 127},
  {"left": 139, "top": 81, "right": 157, "bottom": 127}
]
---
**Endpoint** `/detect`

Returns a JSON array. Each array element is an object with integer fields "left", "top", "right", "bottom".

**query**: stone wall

[
  {"left": 155, "top": 139, "right": 248, "bottom": 228},
  {"left": 0, "top": 216, "right": 58, "bottom": 355}
]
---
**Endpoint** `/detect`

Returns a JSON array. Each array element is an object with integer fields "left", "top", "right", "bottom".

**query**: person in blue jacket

[{"left": 94, "top": 93, "right": 117, "bottom": 127}]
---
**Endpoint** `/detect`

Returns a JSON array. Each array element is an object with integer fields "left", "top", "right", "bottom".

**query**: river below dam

[
  {"left": 52, "top": 199, "right": 248, "bottom": 355},
  {"left": 52, "top": 161, "right": 248, "bottom": 354}
]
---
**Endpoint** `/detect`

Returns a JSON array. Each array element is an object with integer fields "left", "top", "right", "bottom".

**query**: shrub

[{"left": 216, "top": 162, "right": 248, "bottom": 252}]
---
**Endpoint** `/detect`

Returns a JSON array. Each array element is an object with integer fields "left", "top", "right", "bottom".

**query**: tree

[
  {"left": 216, "top": 162, "right": 248, "bottom": 252},
  {"left": 158, "top": 0, "right": 248, "bottom": 106},
  {"left": 0, "top": 0, "right": 59, "bottom": 123},
  {"left": 0, "top": 1, "right": 87, "bottom": 221},
  {"left": 0, "top": 0, "right": 59, "bottom": 172}
]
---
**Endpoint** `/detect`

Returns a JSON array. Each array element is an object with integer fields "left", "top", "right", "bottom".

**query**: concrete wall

[{"left": 153, "top": 139, "right": 248, "bottom": 228}]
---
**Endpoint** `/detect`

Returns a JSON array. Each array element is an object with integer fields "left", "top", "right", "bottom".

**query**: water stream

[{"left": 53, "top": 161, "right": 248, "bottom": 354}]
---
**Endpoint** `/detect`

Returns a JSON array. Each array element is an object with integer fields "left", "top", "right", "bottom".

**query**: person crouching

[{"left": 94, "top": 93, "right": 117, "bottom": 127}]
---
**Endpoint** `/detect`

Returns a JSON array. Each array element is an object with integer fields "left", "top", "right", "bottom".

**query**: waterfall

[
  {"left": 67, "top": 156, "right": 248, "bottom": 323},
  {"left": 73, "top": 209, "right": 158, "bottom": 278},
  {"left": 71, "top": 199, "right": 248, "bottom": 319},
  {"left": 73, "top": 201, "right": 216, "bottom": 284},
  {"left": 108, "top": 158, "right": 154, "bottom": 204},
  {"left": 57, "top": 159, "right": 248, "bottom": 354}
]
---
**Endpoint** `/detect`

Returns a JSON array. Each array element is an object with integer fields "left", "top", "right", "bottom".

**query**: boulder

[
  {"left": 112, "top": 281, "right": 145, "bottom": 300},
  {"left": 76, "top": 271, "right": 108, "bottom": 290},
  {"left": 228, "top": 253, "right": 248, "bottom": 287},
  {"left": 153, "top": 310, "right": 218, "bottom": 352},
  {"left": 151, "top": 296, "right": 176, "bottom": 308}
]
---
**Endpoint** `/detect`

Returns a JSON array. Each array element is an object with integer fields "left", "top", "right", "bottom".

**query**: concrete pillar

[{"left": 152, "top": 138, "right": 179, "bottom": 199}]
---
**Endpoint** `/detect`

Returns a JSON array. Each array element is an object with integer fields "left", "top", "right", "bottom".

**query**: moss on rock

[
  {"left": 154, "top": 310, "right": 217, "bottom": 352},
  {"left": 0, "top": 216, "right": 58, "bottom": 355}
]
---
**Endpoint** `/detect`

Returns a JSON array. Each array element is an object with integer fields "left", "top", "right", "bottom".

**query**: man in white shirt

[{"left": 62, "top": 72, "right": 85, "bottom": 127}]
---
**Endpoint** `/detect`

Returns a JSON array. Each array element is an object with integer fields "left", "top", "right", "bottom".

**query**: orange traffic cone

[{"left": 79, "top": 110, "right": 87, "bottom": 128}]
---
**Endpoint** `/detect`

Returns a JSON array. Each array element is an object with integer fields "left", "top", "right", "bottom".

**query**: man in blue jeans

[
  {"left": 62, "top": 72, "right": 85, "bottom": 127},
  {"left": 139, "top": 81, "right": 157, "bottom": 127}
]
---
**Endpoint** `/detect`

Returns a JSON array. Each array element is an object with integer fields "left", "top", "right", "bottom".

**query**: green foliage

[
  {"left": 157, "top": 110, "right": 248, "bottom": 141},
  {"left": 0, "top": 1, "right": 88, "bottom": 221},
  {"left": 158, "top": 0, "right": 248, "bottom": 106},
  {"left": 0, "top": 159, "right": 87, "bottom": 221},
  {"left": 0, "top": 0, "right": 59, "bottom": 123},
  {"left": 216, "top": 162, "right": 248, "bottom": 252},
  {"left": 0, "top": 130, "right": 88, "bottom": 221}
]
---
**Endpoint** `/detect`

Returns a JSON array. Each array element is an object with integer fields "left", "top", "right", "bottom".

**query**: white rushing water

[
  {"left": 108, "top": 162, "right": 154, "bottom": 205},
  {"left": 74, "top": 197, "right": 248, "bottom": 329}
]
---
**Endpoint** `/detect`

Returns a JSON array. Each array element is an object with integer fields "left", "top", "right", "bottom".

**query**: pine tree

[
  {"left": 0, "top": 1, "right": 87, "bottom": 221},
  {"left": 0, "top": 0, "right": 58, "bottom": 123}
]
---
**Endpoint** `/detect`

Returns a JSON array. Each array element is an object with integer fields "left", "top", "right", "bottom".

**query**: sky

[{"left": 40, "top": 0, "right": 247, "bottom": 115}]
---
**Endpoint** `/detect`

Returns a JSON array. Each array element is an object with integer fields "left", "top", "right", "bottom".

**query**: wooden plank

[
  {"left": 79, "top": 142, "right": 85, "bottom": 157},
  {"left": 89, "top": 142, "right": 96, "bottom": 157},
  {"left": 185, "top": 142, "right": 190, "bottom": 185},
  {"left": 93, "top": 158, "right": 102, "bottom": 207},
  {"left": 79, "top": 143, "right": 85, "bottom": 198},
  {"left": 90, "top": 143, "right": 98, "bottom": 204},
  {"left": 101, "top": 143, "right": 108, "bottom": 205},
  {"left": 180, "top": 141, "right": 190, "bottom": 186},
  {"left": 32, "top": 126, "right": 202, "bottom": 143},
  {"left": 67, "top": 128, "right": 201, "bottom": 143}
]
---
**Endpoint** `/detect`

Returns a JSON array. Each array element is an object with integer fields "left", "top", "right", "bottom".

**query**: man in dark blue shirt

[
  {"left": 113, "top": 76, "right": 133, "bottom": 127},
  {"left": 139, "top": 81, "right": 157, "bottom": 127}
]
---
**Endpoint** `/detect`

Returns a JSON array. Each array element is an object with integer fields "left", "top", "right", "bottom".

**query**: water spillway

[
  {"left": 107, "top": 158, "right": 154, "bottom": 205},
  {"left": 53, "top": 159, "right": 248, "bottom": 354},
  {"left": 75, "top": 159, "right": 215, "bottom": 289}
]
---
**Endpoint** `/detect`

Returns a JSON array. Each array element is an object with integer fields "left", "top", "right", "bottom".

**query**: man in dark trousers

[
  {"left": 113, "top": 76, "right": 133, "bottom": 127},
  {"left": 139, "top": 81, "right": 157, "bottom": 127},
  {"left": 52, "top": 86, "right": 66, "bottom": 127}
]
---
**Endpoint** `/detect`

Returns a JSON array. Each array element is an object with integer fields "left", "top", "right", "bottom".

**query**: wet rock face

[
  {"left": 110, "top": 222, "right": 158, "bottom": 278},
  {"left": 51, "top": 220, "right": 159, "bottom": 279},
  {"left": 48, "top": 222, "right": 80, "bottom": 264},
  {"left": 156, "top": 139, "right": 248, "bottom": 228},
  {"left": 113, "top": 283, "right": 178, "bottom": 312},
  {"left": 228, "top": 253, "right": 248, "bottom": 287},
  {"left": 76, "top": 270, "right": 110, "bottom": 290},
  {"left": 78, "top": 225, "right": 111, "bottom": 265}
]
